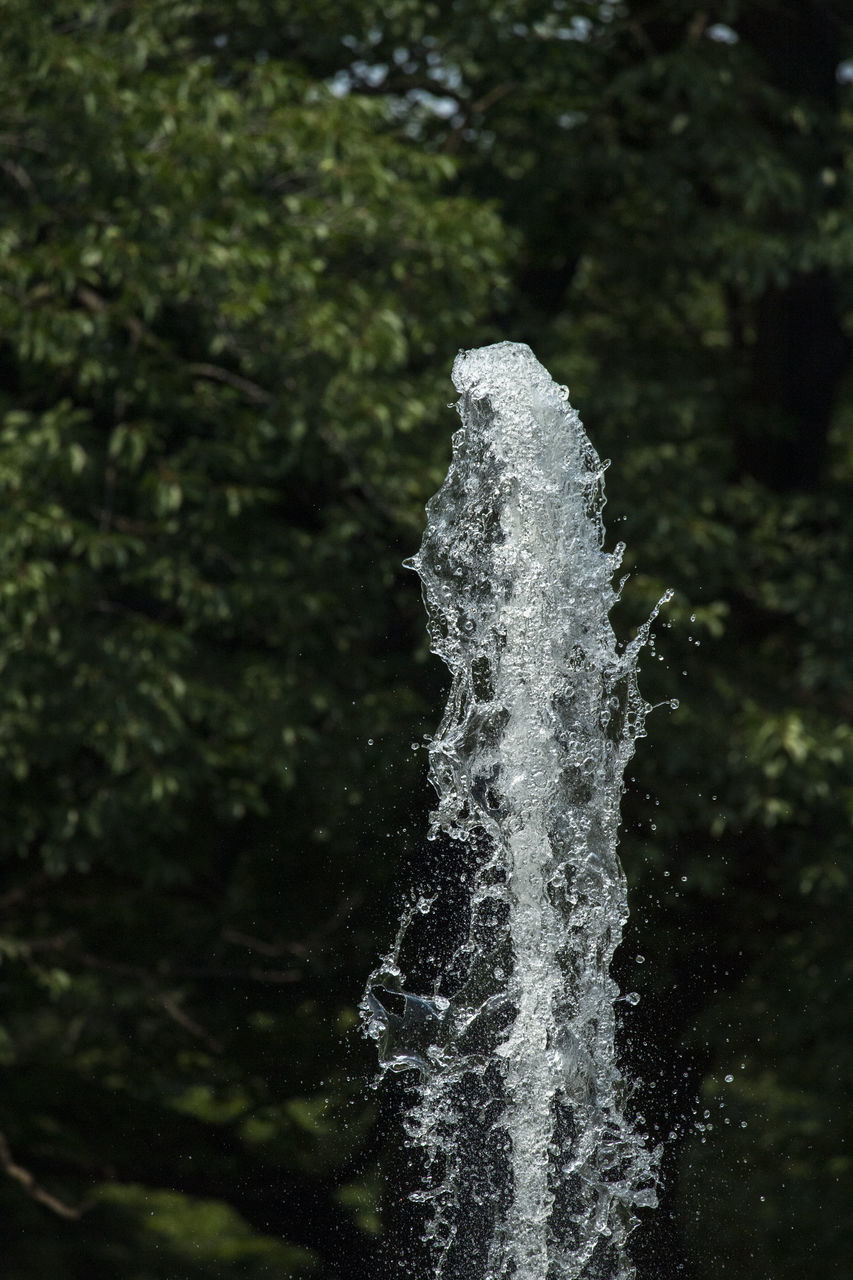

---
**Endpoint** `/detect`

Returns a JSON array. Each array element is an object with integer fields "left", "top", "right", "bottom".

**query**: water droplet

[
  {"left": 624, "top": 991, "right": 641, "bottom": 1005},
  {"left": 669, "top": 698, "right": 679, "bottom": 709},
  {"left": 367, "top": 739, "right": 374, "bottom": 746},
  {"left": 724, "top": 1074, "right": 734, "bottom": 1083},
  {"left": 635, "top": 955, "right": 645, "bottom": 965},
  {"left": 411, "top": 742, "right": 420, "bottom": 751},
  {"left": 680, "top": 875, "right": 687, "bottom": 883}
]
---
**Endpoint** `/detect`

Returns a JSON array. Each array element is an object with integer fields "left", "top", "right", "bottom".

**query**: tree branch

[{"left": 0, "top": 1131, "right": 88, "bottom": 1220}]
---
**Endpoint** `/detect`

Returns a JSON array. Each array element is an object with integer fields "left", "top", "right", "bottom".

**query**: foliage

[
  {"left": 1, "top": 2, "right": 852, "bottom": 1277},
  {"left": 0, "top": 4, "right": 508, "bottom": 1276}
]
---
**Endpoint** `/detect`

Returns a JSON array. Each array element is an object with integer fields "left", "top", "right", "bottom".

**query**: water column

[{"left": 364, "top": 342, "right": 664, "bottom": 1279}]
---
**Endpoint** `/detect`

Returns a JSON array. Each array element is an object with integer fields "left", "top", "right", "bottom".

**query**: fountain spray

[{"left": 364, "top": 343, "right": 667, "bottom": 1279}]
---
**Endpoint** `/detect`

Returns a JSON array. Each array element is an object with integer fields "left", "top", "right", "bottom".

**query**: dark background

[{"left": 1, "top": 2, "right": 851, "bottom": 1277}]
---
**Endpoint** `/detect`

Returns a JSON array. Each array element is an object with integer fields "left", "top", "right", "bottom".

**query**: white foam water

[{"left": 364, "top": 342, "right": 664, "bottom": 1279}]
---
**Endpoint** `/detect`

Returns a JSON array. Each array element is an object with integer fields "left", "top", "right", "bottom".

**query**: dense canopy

[{"left": 1, "top": 2, "right": 851, "bottom": 1277}]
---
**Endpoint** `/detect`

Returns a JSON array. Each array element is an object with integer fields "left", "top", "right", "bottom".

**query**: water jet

[{"left": 364, "top": 342, "right": 666, "bottom": 1279}]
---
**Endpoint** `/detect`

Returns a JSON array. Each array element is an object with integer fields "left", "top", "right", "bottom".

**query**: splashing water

[{"left": 363, "top": 342, "right": 666, "bottom": 1280}]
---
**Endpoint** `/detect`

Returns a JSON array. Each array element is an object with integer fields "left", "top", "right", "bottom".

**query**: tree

[
  {"left": 1, "top": 1, "right": 852, "bottom": 1277},
  {"left": 0, "top": 4, "right": 508, "bottom": 1276}
]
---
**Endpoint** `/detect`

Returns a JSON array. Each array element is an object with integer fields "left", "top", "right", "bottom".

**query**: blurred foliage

[{"left": 0, "top": 1, "right": 851, "bottom": 1277}]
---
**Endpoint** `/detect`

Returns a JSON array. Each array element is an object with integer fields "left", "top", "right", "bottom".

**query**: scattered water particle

[
  {"left": 635, "top": 955, "right": 645, "bottom": 964},
  {"left": 724, "top": 1074, "right": 734, "bottom": 1083}
]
